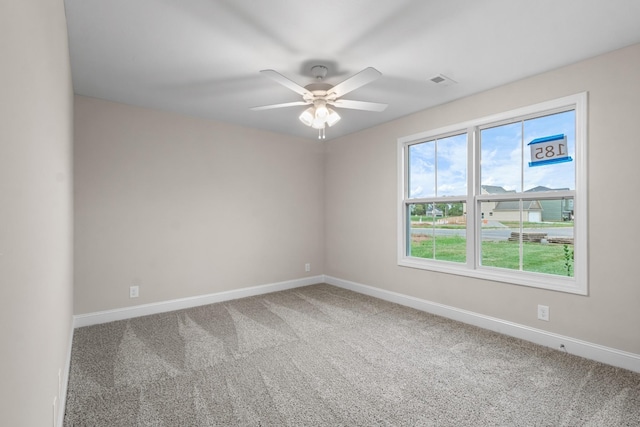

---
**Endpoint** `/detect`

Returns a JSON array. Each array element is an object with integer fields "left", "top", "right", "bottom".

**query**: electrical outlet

[
  {"left": 305, "top": 263, "right": 311, "bottom": 272},
  {"left": 129, "top": 285, "right": 139, "bottom": 298},
  {"left": 537, "top": 304, "right": 549, "bottom": 321}
]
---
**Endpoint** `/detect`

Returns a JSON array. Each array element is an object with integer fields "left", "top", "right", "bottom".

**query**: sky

[
  {"left": 409, "top": 133, "right": 467, "bottom": 198},
  {"left": 408, "top": 110, "right": 576, "bottom": 198}
]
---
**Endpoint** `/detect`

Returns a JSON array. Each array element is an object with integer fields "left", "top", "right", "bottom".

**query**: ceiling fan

[{"left": 251, "top": 65, "right": 388, "bottom": 139}]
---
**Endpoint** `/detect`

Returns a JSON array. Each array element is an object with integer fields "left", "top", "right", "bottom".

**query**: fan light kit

[{"left": 251, "top": 65, "right": 388, "bottom": 139}]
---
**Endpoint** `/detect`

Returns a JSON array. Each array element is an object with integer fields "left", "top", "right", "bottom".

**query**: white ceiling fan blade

[
  {"left": 332, "top": 99, "right": 388, "bottom": 112},
  {"left": 250, "top": 101, "right": 309, "bottom": 111},
  {"left": 328, "top": 67, "right": 382, "bottom": 98},
  {"left": 260, "top": 69, "right": 312, "bottom": 97}
]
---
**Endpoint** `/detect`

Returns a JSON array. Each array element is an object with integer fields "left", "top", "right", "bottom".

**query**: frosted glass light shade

[
  {"left": 311, "top": 118, "right": 326, "bottom": 129},
  {"left": 326, "top": 109, "right": 341, "bottom": 127},
  {"left": 299, "top": 107, "right": 315, "bottom": 126}
]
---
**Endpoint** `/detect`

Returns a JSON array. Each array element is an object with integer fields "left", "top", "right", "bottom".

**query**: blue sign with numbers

[{"left": 528, "top": 134, "right": 572, "bottom": 167}]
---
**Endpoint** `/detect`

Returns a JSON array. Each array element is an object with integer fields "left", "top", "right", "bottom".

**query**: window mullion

[
  {"left": 469, "top": 127, "right": 478, "bottom": 269},
  {"left": 519, "top": 121, "right": 524, "bottom": 271},
  {"left": 519, "top": 200, "right": 524, "bottom": 271}
]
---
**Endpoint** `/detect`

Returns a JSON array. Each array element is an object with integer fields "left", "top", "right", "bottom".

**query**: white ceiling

[{"left": 64, "top": 0, "right": 640, "bottom": 141}]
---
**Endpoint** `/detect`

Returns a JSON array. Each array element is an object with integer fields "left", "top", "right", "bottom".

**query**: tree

[
  {"left": 413, "top": 204, "right": 426, "bottom": 216},
  {"left": 448, "top": 202, "right": 463, "bottom": 217}
]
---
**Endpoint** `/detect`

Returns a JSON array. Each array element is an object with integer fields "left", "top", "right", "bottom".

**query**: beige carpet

[{"left": 64, "top": 284, "right": 640, "bottom": 426}]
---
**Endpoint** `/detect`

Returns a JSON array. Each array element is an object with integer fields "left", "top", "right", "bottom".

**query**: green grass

[
  {"left": 497, "top": 221, "right": 574, "bottom": 229},
  {"left": 412, "top": 224, "right": 466, "bottom": 229},
  {"left": 411, "top": 236, "right": 467, "bottom": 262},
  {"left": 410, "top": 235, "right": 573, "bottom": 276},
  {"left": 412, "top": 219, "right": 572, "bottom": 230},
  {"left": 410, "top": 235, "right": 467, "bottom": 262},
  {"left": 410, "top": 215, "right": 437, "bottom": 222}
]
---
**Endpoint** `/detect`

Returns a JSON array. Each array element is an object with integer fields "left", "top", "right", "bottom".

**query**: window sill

[{"left": 398, "top": 257, "right": 587, "bottom": 295}]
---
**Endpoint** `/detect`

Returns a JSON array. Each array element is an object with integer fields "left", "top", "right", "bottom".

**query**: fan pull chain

[{"left": 318, "top": 127, "right": 326, "bottom": 140}]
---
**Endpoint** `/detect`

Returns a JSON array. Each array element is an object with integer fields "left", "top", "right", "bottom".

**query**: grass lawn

[
  {"left": 497, "top": 221, "right": 574, "bottom": 229},
  {"left": 411, "top": 219, "right": 572, "bottom": 230},
  {"left": 412, "top": 224, "right": 466, "bottom": 229},
  {"left": 410, "top": 235, "right": 573, "bottom": 277}
]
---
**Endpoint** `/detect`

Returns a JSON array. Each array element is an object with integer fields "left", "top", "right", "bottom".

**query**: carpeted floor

[{"left": 64, "top": 284, "right": 640, "bottom": 426}]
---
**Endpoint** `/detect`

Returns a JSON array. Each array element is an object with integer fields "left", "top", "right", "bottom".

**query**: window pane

[
  {"left": 524, "top": 110, "right": 576, "bottom": 191},
  {"left": 408, "top": 141, "right": 435, "bottom": 198},
  {"left": 480, "top": 122, "right": 522, "bottom": 193},
  {"left": 437, "top": 133, "right": 467, "bottom": 197},
  {"left": 408, "top": 133, "right": 467, "bottom": 199},
  {"left": 480, "top": 198, "right": 575, "bottom": 277},
  {"left": 523, "top": 198, "right": 574, "bottom": 276},
  {"left": 480, "top": 201, "right": 521, "bottom": 269},
  {"left": 408, "top": 203, "right": 466, "bottom": 263}
]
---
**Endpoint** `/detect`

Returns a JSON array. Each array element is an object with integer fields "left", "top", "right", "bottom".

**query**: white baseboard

[
  {"left": 325, "top": 275, "right": 640, "bottom": 374},
  {"left": 73, "top": 275, "right": 324, "bottom": 328},
  {"left": 56, "top": 318, "right": 74, "bottom": 427}
]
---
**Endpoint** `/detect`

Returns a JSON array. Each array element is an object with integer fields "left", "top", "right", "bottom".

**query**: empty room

[{"left": 2, "top": 0, "right": 640, "bottom": 426}]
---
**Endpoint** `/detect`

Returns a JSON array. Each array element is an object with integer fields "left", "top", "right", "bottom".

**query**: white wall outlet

[
  {"left": 537, "top": 304, "right": 549, "bottom": 321},
  {"left": 305, "top": 263, "right": 311, "bottom": 272},
  {"left": 129, "top": 285, "right": 139, "bottom": 298}
]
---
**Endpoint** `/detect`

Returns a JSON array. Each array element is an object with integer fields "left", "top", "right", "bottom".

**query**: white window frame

[{"left": 397, "top": 93, "right": 588, "bottom": 295}]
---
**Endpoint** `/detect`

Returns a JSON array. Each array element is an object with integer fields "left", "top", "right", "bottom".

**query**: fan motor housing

[{"left": 304, "top": 82, "right": 333, "bottom": 92}]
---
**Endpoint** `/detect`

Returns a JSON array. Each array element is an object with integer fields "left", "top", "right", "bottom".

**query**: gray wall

[
  {"left": 0, "top": 1, "right": 74, "bottom": 425},
  {"left": 325, "top": 43, "right": 640, "bottom": 355},
  {"left": 74, "top": 96, "right": 325, "bottom": 314}
]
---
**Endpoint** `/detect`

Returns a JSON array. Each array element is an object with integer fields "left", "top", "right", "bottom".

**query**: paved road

[{"left": 411, "top": 227, "right": 574, "bottom": 240}]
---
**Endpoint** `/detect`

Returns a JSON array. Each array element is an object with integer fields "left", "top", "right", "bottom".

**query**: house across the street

[{"left": 480, "top": 185, "right": 572, "bottom": 222}]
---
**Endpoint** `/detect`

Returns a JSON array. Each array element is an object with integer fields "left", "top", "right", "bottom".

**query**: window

[
  {"left": 407, "top": 133, "right": 467, "bottom": 263},
  {"left": 398, "top": 93, "right": 587, "bottom": 294}
]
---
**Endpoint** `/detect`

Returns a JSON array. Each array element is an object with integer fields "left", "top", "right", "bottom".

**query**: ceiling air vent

[{"left": 429, "top": 74, "right": 457, "bottom": 87}]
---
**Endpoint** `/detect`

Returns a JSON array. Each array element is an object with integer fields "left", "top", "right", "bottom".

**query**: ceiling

[{"left": 64, "top": 0, "right": 640, "bottom": 141}]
